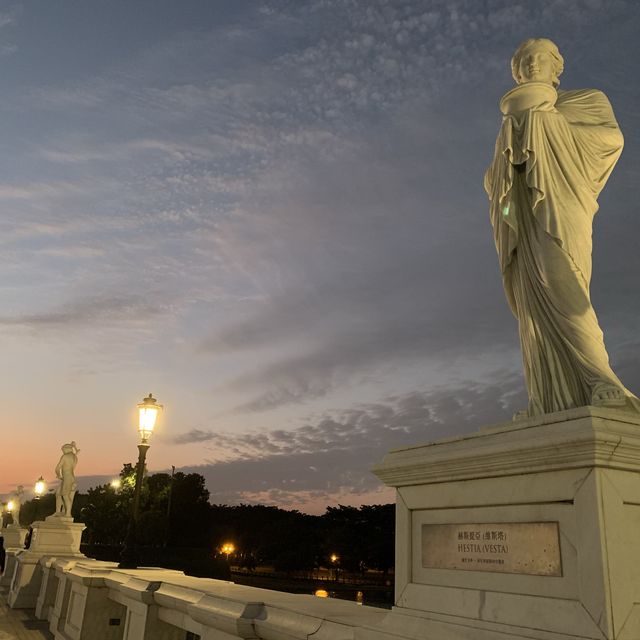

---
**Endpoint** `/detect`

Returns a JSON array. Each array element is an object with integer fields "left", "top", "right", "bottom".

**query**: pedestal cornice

[{"left": 372, "top": 406, "right": 640, "bottom": 487}]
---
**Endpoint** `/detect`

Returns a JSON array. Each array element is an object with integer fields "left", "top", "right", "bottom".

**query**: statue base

[
  {"left": 373, "top": 406, "right": 640, "bottom": 640},
  {"left": 0, "top": 525, "right": 28, "bottom": 587},
  {"left": 7, "top": 516, "right": 85, "bottom": 609},
  {"left": 2, "top": 524, "right": 28, "bottom": 549}
]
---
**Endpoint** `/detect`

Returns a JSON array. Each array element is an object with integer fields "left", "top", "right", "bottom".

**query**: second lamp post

[{"left": 119, "top": 393, "right": 162, "bottom": 569}]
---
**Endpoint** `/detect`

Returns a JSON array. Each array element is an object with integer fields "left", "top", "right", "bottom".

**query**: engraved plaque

[{"left": 422, "top": 522, "right": 561, "bottom": 576}]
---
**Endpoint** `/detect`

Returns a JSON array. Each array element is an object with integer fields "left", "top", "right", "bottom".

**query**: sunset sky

[{"left": 1, "top": 1, "right": 639, "bottom": 513}]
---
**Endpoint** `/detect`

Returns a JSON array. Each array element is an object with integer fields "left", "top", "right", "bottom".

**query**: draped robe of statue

[{"left": 484, "top": 88, "right": 640, "bottom": 416}]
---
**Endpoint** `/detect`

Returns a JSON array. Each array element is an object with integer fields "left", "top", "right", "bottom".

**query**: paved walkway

[{"left": 0, "top": 597, "right": 52, "bottom": 640}]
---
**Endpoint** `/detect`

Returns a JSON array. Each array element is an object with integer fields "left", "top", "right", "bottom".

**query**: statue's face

[{"left": 518, "top": 45, "right": 555, "bottom": 85}]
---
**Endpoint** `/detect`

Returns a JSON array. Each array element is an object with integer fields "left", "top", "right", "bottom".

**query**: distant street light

[
  {"left": 2, "top": 500, "right": 15, "bottom": 526},
  {"left": 110, "top": 478, "right": 122, "bottom": 490},
  {"left": 1, "top": 500, "right": 13, "bottom": 528},
  {"left": 119, "top": 393, "right": 163, "bottom": 569},
  {"left": 330, "top": 553, "right": 340, "bottom": 582},
  {"left": 221, "top": 542, "right": 235, "bottom": 562}
]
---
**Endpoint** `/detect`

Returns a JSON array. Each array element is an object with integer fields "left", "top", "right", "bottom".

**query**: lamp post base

[{"left": 118, "top": 523, "right": 140, "bottom": 569}]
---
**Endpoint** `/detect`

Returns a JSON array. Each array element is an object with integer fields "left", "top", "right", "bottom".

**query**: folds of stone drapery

[
  {"left": 485, "top": 89, "right": 623, "bottom": 288},
  {"left": 484, "top": 89, "right": 636, "bottom": 415},
  {"left": 509, "top": 167, "right": 624, "bottom": 415}
]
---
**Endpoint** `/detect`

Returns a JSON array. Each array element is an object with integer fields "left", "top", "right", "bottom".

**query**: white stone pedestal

[
  {"left": 372, "top": 406, "right": 640, "bottom": 640},
  {"left": 0, "top": 525, "right": 28, "bottom": 588},
  {"left": 2, "top": 524, "right": 28, "bottom": 549},
  {"left": 8, "top": 515, "right": 85, "bottom": 609}
]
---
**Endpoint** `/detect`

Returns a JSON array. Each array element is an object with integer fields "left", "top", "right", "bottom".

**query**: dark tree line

[
  {"left": 18, "top": 466, "right": 394, "bottom": 576},
  {"left": 210, "top": 503, "right": 394, "bottom": 575}
]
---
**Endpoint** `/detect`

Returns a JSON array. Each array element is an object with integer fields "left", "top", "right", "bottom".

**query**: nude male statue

[{"left": 55, "top": 442, "right": 79, "bottom": 517}]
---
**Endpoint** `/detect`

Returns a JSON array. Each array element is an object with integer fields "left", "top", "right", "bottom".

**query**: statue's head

[
  {"left": 511, "top": 38, "right": 564, "bottom": 88},
  {"left": 61, "top": 442, "right": 77, "bottom": 454}
]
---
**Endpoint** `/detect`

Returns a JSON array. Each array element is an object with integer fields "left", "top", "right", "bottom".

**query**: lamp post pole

[
  {"left": 119, "top": 393, "right": 162, "bottom": 570},
  {"left": 34, "top": 476, "right": 46, "bottom": 522},
  {"left": 330, "top": 554, "right": 340, "bottom": 581},
  {"left": 119, "top": 443, "right": 149, "bottom": 568},
  {"left": 164, "top": 465, "right": 175, "bottom": 548}
]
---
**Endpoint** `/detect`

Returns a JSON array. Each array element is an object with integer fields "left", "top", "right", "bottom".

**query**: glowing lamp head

[
  {"left": 221, "top": 543, "right": 235, "bottom": 556},
  {"left": 110, "top": 478, "right": 121, "bottom": 490},
  {"left": 330, "top": 554, "right": 339, "bottom": 564},
  {"left": 138, "top": 393, "right": 162, "bottom": 443},
  {"left": 6, "top": 500, "right": 14, "bottom": 512},
  {"left": 34, "top": 476, "right": 46, "bottom": 498}
]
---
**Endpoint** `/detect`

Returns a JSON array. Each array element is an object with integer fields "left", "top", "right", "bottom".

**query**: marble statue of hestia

[
  {"left": 484, "top": 38, "right": 640, "bottom": 417},
  {"left": 55, "top": 441, "right": 79, "bottom": 517}
]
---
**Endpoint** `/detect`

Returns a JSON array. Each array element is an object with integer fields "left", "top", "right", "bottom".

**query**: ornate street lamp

[
  {"left": 137, "top": 393, "right": 160, "bottom": 443},
  {"left": 33, "top": 476, "right": 47, "bottom": 522},
  {"left": 34, "top": 477, "right": 47, "bottom": 498},
  {"left": 119, "top": 393, "right": 163, "bottom": 569}
]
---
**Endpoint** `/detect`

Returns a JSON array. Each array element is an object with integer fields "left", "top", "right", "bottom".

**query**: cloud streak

[
  {"left": 0, "top": 295, "right": 167, "bottom": 330},
  {"left": 172, "top": 373, "right": 526, "bottom": 511},
  {"left": 175, "top": 373, "right": 525, "bottom": 458}
]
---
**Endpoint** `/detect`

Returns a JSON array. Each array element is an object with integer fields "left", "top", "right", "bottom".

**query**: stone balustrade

[{"left": 3, "top": 555, "right": 410, "bottom": 639}]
